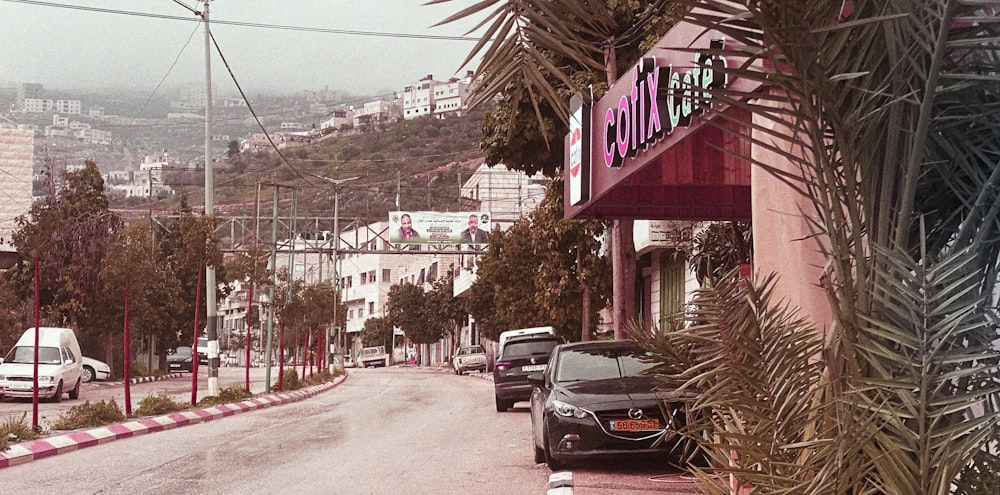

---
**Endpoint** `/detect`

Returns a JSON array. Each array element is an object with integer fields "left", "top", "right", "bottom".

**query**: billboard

[{"left": 388, "top": 211, "right": 491, "bottom": 245}]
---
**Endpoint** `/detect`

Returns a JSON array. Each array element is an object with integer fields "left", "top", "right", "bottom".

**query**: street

[{"left": 1, "top": 366, "right": 552, "bottom": 495}]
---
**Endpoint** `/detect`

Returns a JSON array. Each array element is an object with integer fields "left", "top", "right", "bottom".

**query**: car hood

[
  {"left": 167, "top": 354, "right": 191, "bottom": 362},
  {"left": 0, "top": 362, "right": 62, "bottom": 376},
  {"left": 555, "top": 376, "right": 688, "bottom": 409}
]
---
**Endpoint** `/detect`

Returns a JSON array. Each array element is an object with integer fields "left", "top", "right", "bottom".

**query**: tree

[
  {"left": 360, "top": 316, "right": 393, "bottom": 349},
  {"left": 632, "top": 2, "right": 1000, "bottom": 494},
  {"left": 470, "top": 179, "right": 610, "bottom": 342},
  {"left": 10, "top": 160, "right": 122, "bottom": 349},
  {"left": 385, "top": 283, "right": 433, "bottom": 344},
  {"left": 424, "top": 272, "right": 468, "bottom": 356},
  {"left": 98, "top": 220, "right": 182, "bottom": 371},
  {"left": 434, "top": 1, "right": 681, "bottom": 337},
  {"left": 155, "top": 198, "right": 226, "bottom": 351}
]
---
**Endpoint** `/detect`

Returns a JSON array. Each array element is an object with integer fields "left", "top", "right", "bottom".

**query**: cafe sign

[{"left": 602, "top": 39, "right": 727, "bottom": 169}]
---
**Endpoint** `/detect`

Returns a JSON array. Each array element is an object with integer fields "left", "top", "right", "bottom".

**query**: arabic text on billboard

[{"left": 388, "top": 211, "right": 491, "bottom": 245}]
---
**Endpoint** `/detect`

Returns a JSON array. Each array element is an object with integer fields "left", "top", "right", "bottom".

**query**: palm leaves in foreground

[{"left": 635, "top": 248, "right": 1000, "bottom": 494}]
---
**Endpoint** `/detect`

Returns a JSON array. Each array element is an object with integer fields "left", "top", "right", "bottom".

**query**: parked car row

[{"left": 481, "top": 326, "right": 701, "bottom": 471}]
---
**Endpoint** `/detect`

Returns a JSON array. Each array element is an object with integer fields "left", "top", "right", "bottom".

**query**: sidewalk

[{"left": 0, "top": 374, "right": 347, "bottom": 469}]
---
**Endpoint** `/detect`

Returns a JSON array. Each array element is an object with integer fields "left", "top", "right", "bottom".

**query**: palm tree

[{"left": 437, "top": 0, "right": 1000, "bottom": 493}]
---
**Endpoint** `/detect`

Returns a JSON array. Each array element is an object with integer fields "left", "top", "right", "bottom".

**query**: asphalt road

[{"left": 1, "top": 366, "right": 552, "bottom": 495}]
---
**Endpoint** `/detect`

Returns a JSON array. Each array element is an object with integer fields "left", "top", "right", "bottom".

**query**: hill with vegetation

[{"left": 113, "top": 110, "right": 489, "bottom": 233}]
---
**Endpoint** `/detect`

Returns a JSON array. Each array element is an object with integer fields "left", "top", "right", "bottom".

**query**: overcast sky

[{"left": 0, "top": 0, "right": 485, "bottom": 97}]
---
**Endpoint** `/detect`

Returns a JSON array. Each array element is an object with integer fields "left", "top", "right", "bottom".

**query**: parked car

[
  {"left": 493, "top": 334, "right": 562, "bottom": 412},
  {"left": 82, "top": 356, "right": 112, "bottom": 382},
  {"left": 453, "top": 345, "right": 487, "bottom": 375},
  {"left": 358, "top": 346, "right": 390, "bottom": 368},
  {"left": 167, "top": 346, "right": 194, "bottom": 372},
  {"left": 0, "top": 327, "right": 84, "bottom": 402},
  {"left": 196, "top": 337, "right": 208, "bottom": 364},
  {"left": 527, "top": 339, "right": 698, "bottom": 470}
]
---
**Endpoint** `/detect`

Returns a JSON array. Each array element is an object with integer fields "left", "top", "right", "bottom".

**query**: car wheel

[
  {"left": 51, "top": 380, "right": 63, "bottom": 403},
  {"left": 544, "top": 428, "right": 567, "bottom": 471},
  {"left": 495, "top": 397, "right": 511, "bottom": 412},
  {"left": 82, "top": 365, "right": 95, "bottom": 383},
  {"left": 69, "top": 377, "right": 81, "bottom": 400}
]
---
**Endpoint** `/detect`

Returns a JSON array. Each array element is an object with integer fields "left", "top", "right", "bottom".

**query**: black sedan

[
  {"left": 167, "top": 346, "right": 194, "bottom": 372},
  {"left": 528, "top": 340, "right": 697, "bottom": 471}
]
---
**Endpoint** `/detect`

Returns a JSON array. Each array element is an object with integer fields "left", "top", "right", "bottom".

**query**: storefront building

[{"left": 565, "top": 20, "right": 831, "bottom": 331}]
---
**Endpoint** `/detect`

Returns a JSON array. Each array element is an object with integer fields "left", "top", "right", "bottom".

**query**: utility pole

[
  {"left": 201, "top": 0, "right": 220, "bottom": 396},
  {"left": 310, "top": 173, "right": 358, "bottom": 372}
]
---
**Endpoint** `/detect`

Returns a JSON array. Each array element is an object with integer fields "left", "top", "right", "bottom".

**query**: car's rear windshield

[
  {"left": 555, "top": 347, "right": 656, "bottom": 382},
  {"left": 501, "top": 339, "right": 560, "bottom": 360},
  {"left": 4, "top": 346, "right": 62, "bottom": 365}
]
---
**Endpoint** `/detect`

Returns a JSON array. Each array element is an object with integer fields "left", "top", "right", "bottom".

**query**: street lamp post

[{"left": 312, "top": 174, "right": 358, "bottom": 372}]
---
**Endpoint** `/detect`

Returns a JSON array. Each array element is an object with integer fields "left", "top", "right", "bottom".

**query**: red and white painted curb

[{"left": 0, "top": 375, "right": 346, "bottom": 469}]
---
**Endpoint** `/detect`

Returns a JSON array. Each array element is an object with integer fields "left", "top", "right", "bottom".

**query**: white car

[{"left": 82, "top": 356, "right": 112, "bottom": 382}]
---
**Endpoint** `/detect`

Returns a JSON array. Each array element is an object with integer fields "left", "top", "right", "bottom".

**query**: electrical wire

[
  {"left": 1, "top": 0, "right": 482, "bottom": 42},
  {"left": 208, "top": 30, "right": 310, "bottom": 185},
  {"left": 114, "top": 22, "right": 202, "bottom": 145}
]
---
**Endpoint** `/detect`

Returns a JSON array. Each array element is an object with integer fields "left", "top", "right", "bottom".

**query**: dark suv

[{"left": 493, "top": 335, "right": 562, "bottom": 412}]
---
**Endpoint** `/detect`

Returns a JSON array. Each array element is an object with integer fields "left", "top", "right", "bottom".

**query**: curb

[
  {"left": 0, "top": 374, "right": 347, "bottom": 469},
  {"left": 129, "top": 373, "right": 184, "bottom": 385},
  {"left": 547, "top": 471, "right": 573, "bottom": 495}
]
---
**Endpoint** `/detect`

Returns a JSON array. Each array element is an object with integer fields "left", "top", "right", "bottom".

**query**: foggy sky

[{"left": 0, "top": 0, "right": 484, "bottom": 97}]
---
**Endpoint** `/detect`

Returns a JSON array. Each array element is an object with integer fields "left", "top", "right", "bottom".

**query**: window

[{"left": 369, "top": 301, "right": 375, "bottom": 314}]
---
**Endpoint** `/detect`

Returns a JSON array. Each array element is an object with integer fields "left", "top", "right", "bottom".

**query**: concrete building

[
  {"left": 320, "top": 108, "right": 354, "bottom": 132},
  {"left": 0, "top": 128, "right": 34, "bottom": 269}
]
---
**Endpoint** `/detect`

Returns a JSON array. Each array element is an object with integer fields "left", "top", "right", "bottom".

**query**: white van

[
  {"left": 498, "top": 326, "right": 556, "bottom": 358},
  {"left": 0, "top": 327, "right": 84, "bottom": 402}
]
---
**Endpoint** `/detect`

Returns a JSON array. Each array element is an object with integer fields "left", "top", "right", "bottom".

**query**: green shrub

[
  {"left": 301, "top": 369, "right": 337, "bottom": 387},
  {"left": 135, "top": 394, "right": 188, "bottom": 416},
  {"left": 196, "top": 385, "right": 253, "bottom": 408},
  {"left": 49, "top": 400, "right": 125, "bottom": 430},
  {"left": 275, "top": 369, "right": 301, "bottom": 391},
  {"left": 0, "top": 413, "right": 41, "bottom": 451}
]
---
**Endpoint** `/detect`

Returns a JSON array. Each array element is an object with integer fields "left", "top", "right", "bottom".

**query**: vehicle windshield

[
  {"left": 4, "top": 346, "right": 62, "bottom": 365},
  {"left": 502, "top": 339, "right": 559, "bottom": 360},
  {"left": 554, "top": 347, "right": 657, "bottom": 382},
  {"left": 170, "top": 347, "right": 192, "bottom": 357}
]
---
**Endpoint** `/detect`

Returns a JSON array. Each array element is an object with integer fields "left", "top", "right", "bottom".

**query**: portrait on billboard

[{"left": 388, "top": 211, "right": 491, "bottom": 245}]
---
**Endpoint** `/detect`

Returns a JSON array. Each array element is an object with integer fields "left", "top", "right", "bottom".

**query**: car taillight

[{"left": 495, "top": 360, "right": 511, "bottom": 371}]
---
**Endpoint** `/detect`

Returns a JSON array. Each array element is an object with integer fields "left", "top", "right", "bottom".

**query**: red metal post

[
  {"left": 124, "top": 286, "right": 132, "bottom": 416},
  {"left": 277, "top": 322, "right": 285, "bottom": 391},
  {"left": 245, "top": 283, "right": 253, "bottom": 392},
  {"left": 32, "top": 257, "right": 39, "bottom": 430},
  {"left": 190, "top": 265, "right": 203, "bottom": 406}
]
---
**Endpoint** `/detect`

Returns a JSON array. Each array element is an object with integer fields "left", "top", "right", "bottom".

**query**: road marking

[{"left": 547, "top": 471, "right": 573, "bottom": 495}]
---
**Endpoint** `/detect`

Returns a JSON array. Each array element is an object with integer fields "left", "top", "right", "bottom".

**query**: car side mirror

[{"left": 526, "top": 372, "right": 545, "bottom": 388}]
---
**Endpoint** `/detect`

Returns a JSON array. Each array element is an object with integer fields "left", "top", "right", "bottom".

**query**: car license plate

[
  {"left": 610, "top": 419, "right": 661, "bottom": 431},
  {"left": 9, "top": 383, "right": 32, "bottom": 390},
  {"left": 521, "top": 364, "right": 546, "bottom": 372}
]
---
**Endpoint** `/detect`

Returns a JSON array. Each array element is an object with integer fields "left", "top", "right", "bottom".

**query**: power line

[{"left": 1, "top": 0, "right": 482, "bottom": 41}]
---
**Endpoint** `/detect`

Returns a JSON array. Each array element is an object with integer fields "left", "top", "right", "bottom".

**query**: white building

[
  {"left": 402, "top": 72, "right": 475, "bottom": 121},
  {"left": 54, "top": 100, "right": 81, "bottom": 115},
  {"left": 320, "top": 108, "right": 355, "bottom": 132},
  {"left": 402, "top": 75, "right": 438, "bottom": 120},
  {"left": 0, "top": 129, "right": 34, "bottom": 268},
  {"left": 354, "top": 98, "right": 402, "bottom": 127}
]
